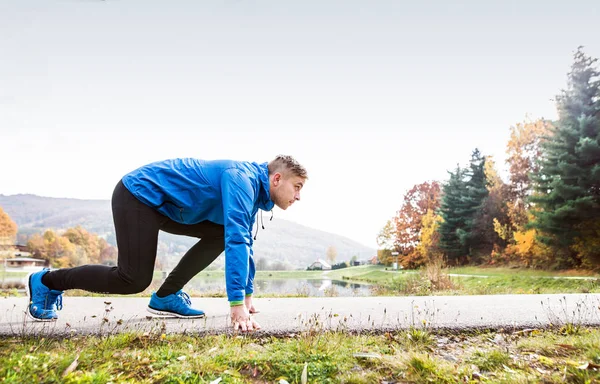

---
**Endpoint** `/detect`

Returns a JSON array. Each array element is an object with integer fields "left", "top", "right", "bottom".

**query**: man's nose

[{"left": 295, "top": 192, "right": 301, "bottom": 201}]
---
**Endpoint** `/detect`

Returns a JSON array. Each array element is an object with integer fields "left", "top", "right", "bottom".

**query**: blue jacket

[{"left": 121, "top": 158, "right": 274, "bottom": 302}]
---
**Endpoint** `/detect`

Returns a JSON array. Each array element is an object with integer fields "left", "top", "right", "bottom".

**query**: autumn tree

[
  {"left": 530, "top": 47, "right": 600, "bottom": 267},
  {"left": 27, "top": 230, "right": 77, "bottom": 267},
  {"left": 506, "top": 118, "right": 554, "bottom": 229},
  {"left": 391, "top": 181, "right": 442, "bottom": 268},
  {"left": 416, "top": 210, "right": 444, "bottom": 262},
  {"left": 376, "top": 219, "right": 396, "bottom": 251},
  {"left": 499, "top": 118, "right": 554, "bottom": 266},
  {"left": 64, "top": 226, "right": 116, "bottom": 265},
  {"left": 377, "top": 249, "right": 394, "bottom": 265},
  {"left": 470, "top": 155, "right": 511, "bottom": 262},
  {"left": 26, "top": 227, "right": 117, "bottom": 268},
  {"left": 0, "top": 206, "right": 18, "bottom": 246},
  {"left": 99, "top": 238, "right": 117, "bottom": 265},
  {"left": 326, "top": 245, "right": 338, "bottom": 265}
]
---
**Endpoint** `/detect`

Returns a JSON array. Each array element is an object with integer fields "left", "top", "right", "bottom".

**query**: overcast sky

[{"left": 1, "top": 0, "right": 599, "bottom": 248}]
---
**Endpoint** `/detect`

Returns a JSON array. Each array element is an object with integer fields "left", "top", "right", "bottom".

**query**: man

[{"left": 26, "top": 155, "right": 307, "bottom": 332}]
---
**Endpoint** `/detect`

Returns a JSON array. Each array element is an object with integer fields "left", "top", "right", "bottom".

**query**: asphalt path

[{"left": 1, "top": 294, "right": 599, "bottom": 337}]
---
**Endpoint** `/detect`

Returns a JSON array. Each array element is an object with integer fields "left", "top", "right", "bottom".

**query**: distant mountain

[{"left": 0, "top": 194, "right": 375, "bottom": 270}]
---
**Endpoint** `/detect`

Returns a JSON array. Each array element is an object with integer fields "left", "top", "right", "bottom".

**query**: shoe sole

[
  {"left": 25, "top": 272, "right": 57, "bottom": 322},
  {"left": 147, "top": 306, "right": 205, "bottom": 319}
]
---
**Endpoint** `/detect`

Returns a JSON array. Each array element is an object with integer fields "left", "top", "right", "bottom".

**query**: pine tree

[
  {"left": 530, "top": 47, "right": 600, "bottom": 266},
  {"left": 462, "top": 149, "right": 490, "bottom": 259},
  {"left": 438, "top": 165, "right": 468, "bottom": 263}
]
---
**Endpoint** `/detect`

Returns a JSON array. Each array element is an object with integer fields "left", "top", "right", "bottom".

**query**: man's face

[{"left": 271, "top": 172, "right": 305, "bottom": 210}]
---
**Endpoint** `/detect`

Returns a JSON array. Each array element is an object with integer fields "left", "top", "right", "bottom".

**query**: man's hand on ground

[
  {"left": 230, "top": 304, "right": 261, "bottom": 332},
  {"left": 245, "top": 295, "right": 259, "bottom": 314}
]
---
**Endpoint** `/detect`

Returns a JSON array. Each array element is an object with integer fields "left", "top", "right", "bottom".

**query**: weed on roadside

[{"left": 1, "top": 327, "right": 599, "bottom": 383}]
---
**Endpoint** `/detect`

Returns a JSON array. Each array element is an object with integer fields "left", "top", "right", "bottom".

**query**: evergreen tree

[
  {"left": 438, "top": 165, "right": 468, "bottom": 263},
  {"left": 462, "top": 149, "right": 490, "bottom": 259},
  {"left": 530, "top": 47, "right": 600, "bottom": 266}
]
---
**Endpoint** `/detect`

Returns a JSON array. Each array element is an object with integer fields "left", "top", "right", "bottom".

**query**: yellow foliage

[
  {"left": 0, "top": 206, "right": 18, "bottom": 244},
  {"left": 493, "top": 218, "right": 511, "bottom": 241},
  {"left": 484, "top": 156, "right": 503, "bottom": 192},
  {"left": 27, "top": 227, "right": 116, "bottom": 267},
  {"left": 514, "top": 229, "right": 536, "bottom": 256},
  {"left": 572, "top": 220, "right": 600, "bottom": 268},
  {"left": 416, "top": 210, "right": 443, "bottom": 263},
  {"left": 377, "top": 249, "right": 394, "bottom": 265},
  {"left": 504, "top": 227, "right": 553, "bottom": 268}
]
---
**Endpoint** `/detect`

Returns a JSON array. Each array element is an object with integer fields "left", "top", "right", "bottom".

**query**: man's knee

[{"left": 117, "top": 270, "right": 153, "bottom": 294}]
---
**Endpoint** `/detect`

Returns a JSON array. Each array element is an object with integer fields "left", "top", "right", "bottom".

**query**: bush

[{"left": 332, "top": 262, "right": 348, "bottom": 270}]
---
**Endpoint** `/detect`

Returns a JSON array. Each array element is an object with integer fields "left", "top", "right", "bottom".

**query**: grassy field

[
  {"left": 448, "top": 266, "right": 600, "bottom": 278},
  {"left": 1, "top": 326, "right": 599, "bottom": 383},
  {"left": 324, "top": 265, "right": 600, "bottom": 296}
]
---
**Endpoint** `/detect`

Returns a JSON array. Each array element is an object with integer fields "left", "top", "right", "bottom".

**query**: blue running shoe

[
  {"left": 147, "top": 290, "right": 205, "bottom": 318},
  {"left": 26, "top": 268, "right": 63, "bottom": 322}
]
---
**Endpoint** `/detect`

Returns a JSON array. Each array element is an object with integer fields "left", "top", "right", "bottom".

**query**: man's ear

[{"left": 273, "top": 172, "right": 282, "bottom": 186}]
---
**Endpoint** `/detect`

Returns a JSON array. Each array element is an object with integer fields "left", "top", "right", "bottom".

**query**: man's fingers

[
  {"left": 233, "top": 321, "right": 240, "bottom": 332},
  {"left": 251, "top": 318, "right": 262, "bottom": 330},
  {"left": 240, "top": 320, "right": 248, "bottom": 332}
]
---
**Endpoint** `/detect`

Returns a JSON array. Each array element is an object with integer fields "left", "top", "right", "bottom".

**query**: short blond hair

[{"left": 268, "top": 155, "right": 308, "bottom": 179}]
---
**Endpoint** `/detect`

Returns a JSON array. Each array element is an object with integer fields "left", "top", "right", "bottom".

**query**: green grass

[
  {"left": 1, "top": 327, "right": 599, "bottom": 383},
  {"left": 0, "top": 271, "right": 29, "bottom": 278},
  {"left": 327, "top": 265, "right": 600, "bottom": 296},
  {"left": 448, "top": 266, "right": 600, "bottom": 278},
  {"left": 325, "top": 265, "right": 383, "bottom": 280},
  {"left": 450, "top": 275, "right": 600, "bottom": 295}
]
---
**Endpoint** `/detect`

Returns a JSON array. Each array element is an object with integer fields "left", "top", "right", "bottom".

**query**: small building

[
  {"left": 4, "top": 257, "right": 49, "bottom": 272},
  {"left": 307, "top": 259, "right": 332, "bottom": 271}
]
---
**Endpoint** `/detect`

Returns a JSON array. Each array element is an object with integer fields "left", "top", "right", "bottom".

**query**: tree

[
  {"left": 462, "top": 149, "right": 490, "bottom": 259},
  {"left": 26, "top": 234, "right": 46, "bottom": 259},
  {"left": 26, "top": 227, "right": 117, "bottom": 267},
  {"left": 326, "top": 245, "right": 337, "bottom": 265},
  {"left": 437, "top": 150, "right": 490, "bottom": 264},
  {"left": 388, "top": 181, "right": 442, "bottom": 268},
  {"left": 438, "top": 165, "right": 469, "bottom": 263},
  {"left": 376, "top": 219, "right": 396, "bottom": 251},
  {"left": 99, "top": 238, "right": 117, "bottom": 264},
  {"left": 416, "top": 210, "right": 444, "bottom": 262},
  {"left": 500, "top": 118, "right": 554, "bottom": 266},
  {"left": 255, "top": 258, "right": 269, "bottom": 271},
  {"left": 0, "top": 206, "right": 18, "bottom": 245},
  {"left": 506, "top": 118, "right": 554, "bottom": 229},
  {"left": 377, "top": 249, "right": 394, "bottom": 265},
  {"left": 63, "top": 226, "right": 102, "bottom": 264},
  {"left": 530, "top": 47, "right": 600, "bottom": 267},
  {"left": 470, "top": 155, "right": 510, "bottom": 261}
]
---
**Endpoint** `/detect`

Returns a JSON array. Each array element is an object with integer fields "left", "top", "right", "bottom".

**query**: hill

[{"left": 0, "top": 194, "right": 375, "bottom": 270}]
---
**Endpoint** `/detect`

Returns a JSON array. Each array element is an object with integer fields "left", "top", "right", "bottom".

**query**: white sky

[{"left": 1, "top": 0, "right": 599, "bottom": 249}]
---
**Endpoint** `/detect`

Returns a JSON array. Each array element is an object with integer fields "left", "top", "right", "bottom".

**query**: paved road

[{"left": 1, "top": 294, "right": 599, "bottom": 337}]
